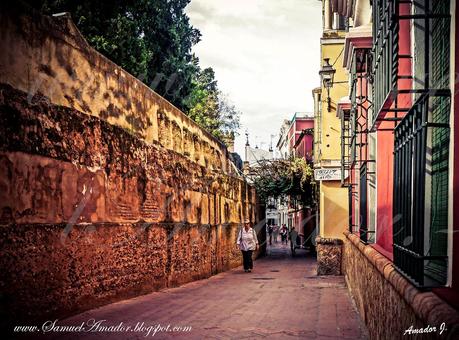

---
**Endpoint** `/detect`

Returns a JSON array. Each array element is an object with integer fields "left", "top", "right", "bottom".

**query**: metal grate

[
  {"left": 390, "top": 0, "right": 451, "bottom": 289},
  {"left": 372, "top": 0, "right": 398, "bottom": 122},
  {"left": 426, "top": 0, "right": 450, "bottom": 284},
  {"left": 359, "top": 163, "right": 368, "bottom": 243},
  {"left": 341, "top": 102, "right": 351, "bottom": 187},
  {"left": 344, "top": 49, "right": 375, "bottom": 242},
  {"left": 393, "top": 93, "right": 450, "bottom": 287}
]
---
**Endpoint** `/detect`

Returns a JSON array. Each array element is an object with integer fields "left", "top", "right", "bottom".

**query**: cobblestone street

[{"left": 51, "top": 243, "right": 368, "bottom": 339}]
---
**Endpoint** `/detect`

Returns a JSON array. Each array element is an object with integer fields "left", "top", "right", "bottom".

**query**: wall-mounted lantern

[{"left": 319, "top": 58, "right": 336, "bottom": 111}]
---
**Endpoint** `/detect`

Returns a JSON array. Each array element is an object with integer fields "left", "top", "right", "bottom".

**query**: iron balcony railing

[
  {"left": 345, "top": 49, "right": 375, "bottom": 242},
  {"left": 393, "top": 91, "right": 450, "bottom": 288},
  {"left": 372, "top": 0, "right": 398, "bottom": 122}
]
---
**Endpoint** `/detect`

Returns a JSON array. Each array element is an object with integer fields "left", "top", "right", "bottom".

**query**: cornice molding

[{"left": 343, "top": 25, "right": 373, "bottom": 70}]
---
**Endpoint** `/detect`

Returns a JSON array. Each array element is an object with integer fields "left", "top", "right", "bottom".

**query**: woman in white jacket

[{"left": 236, "top": 222, "right": 259, "bottom": 272}]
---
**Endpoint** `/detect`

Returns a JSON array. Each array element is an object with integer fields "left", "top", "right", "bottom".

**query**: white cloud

[{"left": 186, "top": 0, "right": 322, "bottom": 158}]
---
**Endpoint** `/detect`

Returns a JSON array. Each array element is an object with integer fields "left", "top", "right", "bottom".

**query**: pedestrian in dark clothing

[
  {"left": 273, "top": 225, "right": 279, "bottom": 243},
  {"left": 289, "top": 227, "right": 298, "bottom": 254},
  {"left": 267, "top": 225, "right": 273, "bottom": 245},
  {"left": 281, "top": 225, "right": 288, "bottom": 245}
]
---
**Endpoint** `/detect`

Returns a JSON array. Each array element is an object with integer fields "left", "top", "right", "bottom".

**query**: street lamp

[{"left": 319, "top": 58, "right": 336, "bottom": 111}]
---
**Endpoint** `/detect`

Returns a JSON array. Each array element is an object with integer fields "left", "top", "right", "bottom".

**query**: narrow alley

[
  {"left": 50, "top": 244, "right": 367, "bottom": 339},
  {"left": 3, "top": 1, "right": 459, "bottom": 339}
]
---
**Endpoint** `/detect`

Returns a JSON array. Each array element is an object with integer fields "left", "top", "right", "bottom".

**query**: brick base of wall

[
  {"left": 343, "top": 231, "right": 459, "bottom": 339},
  {"left": 316, "top": 237, "right": 343, "bottom": 275},
  {"left": 0, "top": 222, "right": 265, "bottom": 331}
]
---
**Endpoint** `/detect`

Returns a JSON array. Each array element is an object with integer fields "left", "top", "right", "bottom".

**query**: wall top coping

[
  {"left": 316, "top": 236, "right": 344, "bottom": 245},
  {"left": 0, "top": 2, "right": 238, "bottom": 173}
]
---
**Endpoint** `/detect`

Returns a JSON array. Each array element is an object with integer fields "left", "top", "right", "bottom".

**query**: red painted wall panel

[
  {"left": 376, "top": 130, "right": 394, "bottom": 254},
  {"left": 373, "top": 2, "right": 412, "bottom": 256}
]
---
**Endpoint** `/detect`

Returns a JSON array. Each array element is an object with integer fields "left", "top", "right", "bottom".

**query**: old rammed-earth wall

[
  {"left": 0, "top": 4, "right": 231, "bottom": 170},
  {"left": 0, "top": 4, "right": 262, "bottom": 329}
]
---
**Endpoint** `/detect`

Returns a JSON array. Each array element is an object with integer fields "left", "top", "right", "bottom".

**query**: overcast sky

[{"left": 185, "top": 0, "right": 323, "bottom": 158}]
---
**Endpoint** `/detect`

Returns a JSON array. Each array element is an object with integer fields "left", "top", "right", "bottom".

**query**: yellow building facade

[{"left": 313, "top": 3, "right": 349, "bottom": 240}]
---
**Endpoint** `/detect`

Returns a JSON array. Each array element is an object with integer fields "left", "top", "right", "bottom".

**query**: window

[
  {"left": 426, "top": 0, "right": 450, "bottom": 284},
  {"left": 392, "top": 0, "right": 450, "bottom": 288},
  {"left": 346, "top": 48, "right": 374, "bottom": 242},
  {"left": 371, "top": 0, "right": 397, "bottom": 120},
  {"left": 368, "top": 133, "right": 377, "bottom": 243},
  {"left": 333, "top": 13, "right": 346, "bottom": 31},
  {"left": 341, "top": 108, "right": 351, "bottom": 187}
]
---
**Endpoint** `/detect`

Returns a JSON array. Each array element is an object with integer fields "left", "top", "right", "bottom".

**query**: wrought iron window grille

[
  {"left": 372, "top": 0, "right": 452, "bottom": 130},
  {"left": 393, "top": 91, "right": 450, "bottom": 288},
  {"left": 341, "top": 48, "right": 376, "bottom": 242},
  {"left": 390, "top": 0, "right": 451, "bottom": 289}
]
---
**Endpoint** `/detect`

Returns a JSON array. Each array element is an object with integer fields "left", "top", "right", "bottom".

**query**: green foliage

[
  {"left": 184, "top": 65, "right": 240, "bottom": 140},
  {"left": 288, "top": 157, "right": 313, "bottom": 189},
  {"left": 248, "top": 157, "right": 314, "bottom": 205},
  {"left": 24, "top": 0, "right": 240, "bottom": 141}
]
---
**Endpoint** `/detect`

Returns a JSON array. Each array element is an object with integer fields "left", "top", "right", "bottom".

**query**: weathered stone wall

[
  {"left": 316, "top": 237, "right": 343, "bottom": 275},
  {"left": 0, "top": 4, "right": 262, "bottom": 330},
  {"left": 343, "top": 231, "right": 459, "bottom": 339},
  {"left": 0, "top": 3, "right": 232, "bottom": 171},
  {"left": 0, "top": 83, "right": 261, "bottom": 329}
]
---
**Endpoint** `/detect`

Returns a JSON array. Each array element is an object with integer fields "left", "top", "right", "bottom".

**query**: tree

[
  {"left": 185, "top": 66, "right": 220, "bottom": 134},
  {"left": 184, "top": 66, "right": 240, "bottom": 139},
  {"left": 246, "top": 157, "right": 314, "bottom": 205},
  {"left": 217, "top": 94, "right": 241, "bottom": 138}
]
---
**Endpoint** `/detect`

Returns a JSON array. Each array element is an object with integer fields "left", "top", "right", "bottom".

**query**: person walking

[
  {"left": 289, "top": 227, "right": 298, "bottom": 255},
  {"left": 237, "top": 222, "right": 259, "bottom": 272},
  {"left": 273, "top": 224, "right": 279, "bottom": 243},
  {"left": 267, "top": 224, "right": 273, "bottom": 245},
  {"left": 281, "top": 225, "right": 288, "bottom": 245}
]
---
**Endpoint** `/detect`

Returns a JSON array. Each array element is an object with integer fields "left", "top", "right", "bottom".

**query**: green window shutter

[{"left": 426, "top": 0, "right": 450, "bottom": 284}]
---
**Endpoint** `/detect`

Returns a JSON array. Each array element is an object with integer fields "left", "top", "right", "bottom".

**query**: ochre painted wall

[
  {"left": 320, "top": 181, "right": 349, "bottom": 239},
  {"left": 319, "top": 37, "right": 348, "bottom": 163},
  {"left": 317, "top": 33, "right": 349, "bottom": 239}
]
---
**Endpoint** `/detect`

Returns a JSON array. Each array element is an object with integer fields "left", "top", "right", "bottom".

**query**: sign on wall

[
  {"left": 314, "top": 168, "right": 342, "bottom": 181},
  {"left": 266, "top": 210, "right": 278, "bottom": 219}
]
